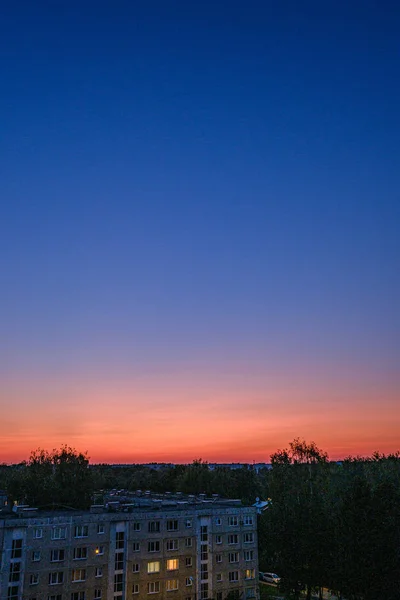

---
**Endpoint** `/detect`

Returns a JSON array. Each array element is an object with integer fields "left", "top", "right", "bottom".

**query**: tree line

[{"left": 1, "top": 440, "right": 399, "bottom": 600}]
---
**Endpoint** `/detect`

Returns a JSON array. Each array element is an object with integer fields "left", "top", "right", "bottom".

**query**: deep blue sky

[{"left": 1, "top": 1, "right": 399, "bottom": 460}]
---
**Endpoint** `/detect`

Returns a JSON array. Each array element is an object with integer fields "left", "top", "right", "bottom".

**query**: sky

[{"left": 1, "top": 0, "right": 399, "bottom": 464}]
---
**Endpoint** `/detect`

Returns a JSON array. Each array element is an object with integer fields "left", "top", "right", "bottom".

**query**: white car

[{"left": 261, "top": 572, "right": 281, "bottom": 584}]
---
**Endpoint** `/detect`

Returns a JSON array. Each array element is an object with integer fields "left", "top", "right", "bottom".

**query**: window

[
  {"left": 147, "top": 561, "right": 160, "bottom": 574},
  {"left": 166, "top": 558, "right": 179, "bottom": 571},
  {"left": 244, "top": 550, "right": 254, "bottom": 561},
  {"left": 97, "top": 524, "right": 105, "bottom": 534},
  {"left": 71, "top": 593, "right": 85, "bottom": 600},
  {"left": 72, "top": 569, "right": 86, "bottom": 582},
  {"left": 216, "top": 593, "right": 223, "bottom": 600},
  {"left": 185, "top": 519, "right": 192, "bottom": 528},
  {"left": 132, "top": 522, "right": 141, "bottom": 531},
  {"left": 133, "top": 542, "right": 140, "bottom": 552},
  {"left": 243, "top": 515, "right": 253, "bottom": 526},
  {"left": 30, "top": 574, "right": 39, "bottom": 585},
  {"left": 95, "top": 567, "right": 103, "bottom": 578},
  {"left": 114, "top": 573, "right": 123, "bottom": 593},
  {"left": 229, "top": 516, "right": 238, "bottom": 527},
  {"left": 32, "top": 550, "right": 41, "bottom": 561},
  {"left": 11, "top": 539, "right": 23, "bottom": 558},
  {"left": 243, "top": 533, "right": 254, "bottom": 544},
  {"left": 8, "top": 587, "right": 19, "bottom": 600},
  {"left": 73, "top": 547, "right": 88, "bottom": 560},
  {"left": 185, "top": 557, "right": 192, "bottom": 567},
  {"left": 216, "top": 553, "right": 222, "bottom": 563},
  {"left": 200, "top": 564, "right": 208, "bottom": 580},
  {"left": 9, "top": 562, "right": 21, "bottom": 583},
  {"left": 215, "top": 517, "right": 222, "bottom": 526},
  {"left": 132, "top": 584, "right": 139, "bottom": 595},
  {"left": 228, "top": 534, "right": 238, "bottom": 545},
  {"left": 148, "top": 541, "right": 160, "bottom": 553},
  {"left": 245, "top": 569, "right": 255, "bottom": 580},
  {"left": 115, "top": 553, "right": 124, "bottom": 570},
  {"left": 94, "top": 590, "right": 102, "bottom": 600},
  {"left": 216, "top": 573, "right": 223, "bottom": 582},
  {"left": 200, "top": 525, "right": 208, "bottom": 542},
  {"left": 95, "top": 545, "right": 104, "bottom": 556},
  {"left": 166, "top": 539, "right": 178, "bottom": 551},
  {"left": 52, "top": 527, "right": 66, "bottom": 540},
  {"left": 74, "top": 526, "right": 88, "bottom": 538},
  {"left": 201, "top": 547, "right": 208, "bottom": 561},
  {"left": 185, "top": 537, "right": 192, "bottom": 548},
  {"left": 33, "top": 528, "right": 43, "bottom": 539},
  {"left": 229, "top": 571, "right": 239, "bottom": 583},
  {"left": 49, "top": 572, "right": 64, "bottom": 585},
  {"left": 229, "top": 552, "right": 239, "bottom": 563},
  {"left": 147, "top": 581, "right": 160, "bottom": 594},
  {"left": 166, "top": 580, "right": 178, "bottom": 591},
  {"left": 132, "top": 563, "right": 140, "bottom": 573},
  {"left": 116, "top": 532, "right": 125, "bottom": 549},
  {"left": 167, "top": 520, "right": 178, "bottom": 531},
  {"left": 185, "top": 578, "right": 193, "bottom": 586},
  {"left": 51, "top": 549, "right": 65, "bottom": 562},
  {"left": 48, "top": 595, "right": 62, "bottom": 600},
  {"left": 246, "top": 588, "right": 256, "bottom": 598},
  {"left": 200, "top": 583, "right": 208, "bottom": 600},
  {"left": 148, "top": 521, "right": 160, "bottom": 533},
  {"left": 215, "top": 535, "right": 222, "bottom": 544}
]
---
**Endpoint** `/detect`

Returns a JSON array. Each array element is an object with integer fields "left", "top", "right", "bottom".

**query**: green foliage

[{"left": 10, "top": 446, "right": 93, "bottom": 510}]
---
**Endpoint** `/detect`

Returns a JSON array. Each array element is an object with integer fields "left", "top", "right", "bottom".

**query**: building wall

[{"left": 0, "top": 506, "right": 258, "bottom": 600}]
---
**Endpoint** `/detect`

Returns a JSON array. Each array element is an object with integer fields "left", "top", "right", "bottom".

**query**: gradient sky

[{"left": 1, "top": 1, "right": 399, "bottom": 464}]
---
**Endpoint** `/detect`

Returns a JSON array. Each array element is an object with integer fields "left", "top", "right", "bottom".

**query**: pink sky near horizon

[{"left": 1, "top": 370, "right": 399, "bottom": 464}]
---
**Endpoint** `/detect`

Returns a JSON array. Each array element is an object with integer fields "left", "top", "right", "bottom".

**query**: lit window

[
  {"left": 245, "top": 569, "right": 255, "bottom": 579},
  {"left": 147, "top": 561, "right": 160, "bottom": 574},
  {"left": 166, "top": 558, "right": 179, "bottom": 571},
  {"left": 166, "top": 579, "right": 178, "bottom": 591}
]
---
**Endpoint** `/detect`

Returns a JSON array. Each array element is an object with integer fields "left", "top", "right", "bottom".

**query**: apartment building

[{"left": 0, "top": 493, "right": 258, "bottom": 600}]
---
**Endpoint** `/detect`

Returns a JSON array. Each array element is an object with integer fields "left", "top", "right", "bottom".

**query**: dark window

[{"left": 11, "top": 539, "right": 22, "bottom": 559}]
